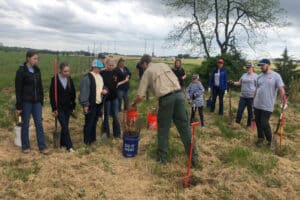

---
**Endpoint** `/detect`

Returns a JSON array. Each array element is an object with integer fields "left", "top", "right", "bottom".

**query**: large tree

[{"left": 165, "top": 0, "right": 286, "bottom": 57}]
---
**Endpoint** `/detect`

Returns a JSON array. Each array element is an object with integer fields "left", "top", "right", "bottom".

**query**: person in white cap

[{"left": 79, "top": 59, "right": 107, "bottom": 145}]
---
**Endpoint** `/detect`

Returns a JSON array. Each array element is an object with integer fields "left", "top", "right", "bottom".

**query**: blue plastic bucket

[
  {"left": 206, "top": 98, "right": 212, "bottom": 108},
  {"left": 123, "top": 135, "right": 140, "bottom": 157}
]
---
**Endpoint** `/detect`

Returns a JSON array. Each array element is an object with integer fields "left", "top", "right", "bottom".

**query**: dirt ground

[{"left": 0, "top": 98, "right": 299, "bottom": 200}]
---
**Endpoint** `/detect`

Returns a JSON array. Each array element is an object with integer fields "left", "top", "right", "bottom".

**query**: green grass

[
  {"left": 146, "top": 131, "right": 186, "bottom": 162},
  {"left": 285, "top": 124, "right": 300, "bottom": 133},
  {"left": 1, "top": 158, "right": 40, "bottom": 182},
  {"left": 214, "top": 116, "right": 242, "bottom": 139},
  {"left": 221, "top": 146, "right": 278, "bottom": 176}
]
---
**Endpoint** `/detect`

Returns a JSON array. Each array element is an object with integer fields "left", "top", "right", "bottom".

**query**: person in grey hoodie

[{"left": 186, "top": 74, "right": 205, "bottom": 127}]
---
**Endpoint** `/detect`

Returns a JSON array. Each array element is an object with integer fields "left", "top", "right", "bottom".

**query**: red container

[
  {"left": 126, "top": 109, "right": 138, "bottom": 125},
  {"left": 147, "top": 113, "right": 158, "bottom": 130}
]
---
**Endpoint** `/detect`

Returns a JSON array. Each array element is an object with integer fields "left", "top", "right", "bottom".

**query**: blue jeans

[
  {"left": 117, "top": 89, "right": 129, "bottom": 111},
  {"left": 83, "top": 104, "right": 101, "bottom": 145},
  {"left": 210, "top": 86, "right": 225, "bottom": 115},
  {"left": 103, "top": 98, "right": 121, "bottom": 138},
  {"left": 236, "top": 97, "right": 253, "bottom": 126},
  {"left": 57, "top": 111, "right": 73, "bottom": 150},
  {"left": 21, "top": 102, "right": 47, "bottom": 150}
]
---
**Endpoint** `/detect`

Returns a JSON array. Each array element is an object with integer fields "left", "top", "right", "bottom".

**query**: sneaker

[
  {"left": 40, "top": 148, "right": 51, "bottom": 155},
  {"left": 68, "top": 148, "right": 75, "bottom": 153},
  {"left": 22, "top": 149, "right": 30, "bottom": 154}
]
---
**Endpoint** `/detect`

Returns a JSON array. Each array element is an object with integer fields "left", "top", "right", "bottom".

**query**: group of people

[
  {"left": 15, "top": 51, "right": 132, "bottom": 154},
  {"left": 208, "top": 58, "right": 286, "bottom": 148},
  {"left": 15, "top": 50, "right": 286, "bottom": 168}
]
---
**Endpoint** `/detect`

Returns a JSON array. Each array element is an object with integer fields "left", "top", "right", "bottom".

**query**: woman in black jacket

[
  {"left": 15, "top": 50, "right": 49, "bottom": 154},
  {"left": 50, "top": 62, "right": 76, "bottom": 152}
]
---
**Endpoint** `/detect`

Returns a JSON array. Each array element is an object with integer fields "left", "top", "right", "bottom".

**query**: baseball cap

[
  {"left": 98, "top": 53, "right": 106, "bottom": 59},
  {"left": 246, "top": 63, "right": 254, "bottom": 68},
  {"left": 92, "top": 59, "right": 104, "bottom": 68},
  {"left": 258, "top": 59, "right": 271, "bottom": 66},
  {"left": 217, "top": 59, "right": 224, "bottom": 64}
]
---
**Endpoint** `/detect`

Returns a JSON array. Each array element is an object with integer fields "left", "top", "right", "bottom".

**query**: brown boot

[{"left": 40, "top": 148, "right": 51, "bottom": 155}]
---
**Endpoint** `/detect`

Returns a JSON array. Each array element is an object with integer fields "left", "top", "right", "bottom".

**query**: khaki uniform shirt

[
  {"left": 137, "top": 63, "right": 180, "bottom": 98},
  {"left": 90, "top": 71, "right": 104, "bottom": 104}
]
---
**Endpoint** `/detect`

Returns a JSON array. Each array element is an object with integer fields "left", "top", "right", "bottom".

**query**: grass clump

[
  {"left": 221, "top": 146, "right": 278, "bottom": 176},
  {"left": 1, "top": 158, "right": 40, "bottom": 182}
]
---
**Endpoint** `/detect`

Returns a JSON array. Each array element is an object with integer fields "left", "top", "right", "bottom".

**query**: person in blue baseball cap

[
  {"left": 79, "top": 59, "right": 107, "bottom": 145},
  {"left": 253, "top": 58, "right": 287, "bottom": 148}
]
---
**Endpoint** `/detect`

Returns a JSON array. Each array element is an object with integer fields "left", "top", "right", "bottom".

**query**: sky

[{"left": 0, "top": 0, "right": 299, "bottom": 59}]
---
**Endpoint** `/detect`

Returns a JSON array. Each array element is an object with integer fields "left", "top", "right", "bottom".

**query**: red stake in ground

[{"left": 183, "top": 121, "right": 200, "bottom": 188}]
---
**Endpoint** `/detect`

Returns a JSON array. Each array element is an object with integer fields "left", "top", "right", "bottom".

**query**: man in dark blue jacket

[{"left": 208, "top": 59, "right": 228, "bottom": 115}]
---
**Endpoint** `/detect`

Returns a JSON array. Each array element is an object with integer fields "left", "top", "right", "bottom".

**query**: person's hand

[
  {"left": 53, "top": 110, "right": 58, "bottom": 117},
  {"left": 131, "top": 102, "right": 137, "bottom": 110},
  {"left": 16, "top": 109, "right": 22, "bottom": 115},
  {"left": 280, "top": 103, "right": 288, "bottom": 110},
  {"left": 83, "top": 106, "right": 89, "bottom": 114},
  {"left": 125, "top": 75, "right": 130, "bottom": 81},
  {"left": 102, "top": 89, "right": 108, "bottom": 95},
  {"left": 228, "top": 80, "right": 234, "bottom": 85}
]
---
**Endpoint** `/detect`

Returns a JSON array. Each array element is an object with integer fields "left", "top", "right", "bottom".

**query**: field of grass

[{"left": 0, "top": 51, "right": 299, "bottom": 199}]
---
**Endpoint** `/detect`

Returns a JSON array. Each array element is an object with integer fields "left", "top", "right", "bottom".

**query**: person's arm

[
  {"left": 131, "top": 70, "right": 149, "bottom": 108},
  {"left": 37, "top": 69, "right": 44, "bottom": 106},
  {"left": 233, "top": 77, "right": 242, "bottom": 86},
  {"left": 224, "top": 69, "right": 228, "bottom": 90},
  {"left": 208, "top": 70, "right": 214, "bottom": 91},
  {"left": 79, "top": 75, "right": 90, "bottom": 113},
  {"left": 182, "top": 69, "right": 186, "bottom": 80},
  {"left": 117, "top": 76, "right": 129, "bottom": 87},
  {"left": 278, "top": 86, "right": 287, "bottom": 104},
  {"left": 185, "top": 84, "right": 191, "bottom": 99},
  {"left": 131, "top": 95, "right": 144, "bottom": 108},
  {"left": 15, "top": 68, "right": 23, "bottom": 113},
  {"left": 70, "top": 78, "right": 76, "bottom": 111},
  {"left": 127, "top": 67, "right": 132, "bottom": 78},
  {"left": 49, "top": 77, "right": 57, "bottom": 112}
]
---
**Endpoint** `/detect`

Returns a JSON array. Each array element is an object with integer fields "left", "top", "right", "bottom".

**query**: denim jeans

[
  {"left": 254, "top": 108, "right": 272, "bottom": 143},
  {"left": 57, "top": 111, "right": 73, "bottom": 150},
  {"left": 236, "top": 97, "right": 253, "bottom": 126},
  {"left": 210, "top": 86, "right": 225, "bottom": 115},
  {"left": 117, "top": 89, "right": 129, "bottom": 111},
  {"left": 21, "top": 102, "right": 47, "bottom": 150},
  {"left": 83, "top": 104, "right": 101, "bottom": 145},
  {"left": 103, "top": 98, "right": 121, "bottom": 138}
]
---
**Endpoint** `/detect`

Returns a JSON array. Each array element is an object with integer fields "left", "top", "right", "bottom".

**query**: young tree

[
  {"left": 275, "top": 48, "right": 299, "bottom": 94},
  {"left": 165, "top": 0, "right": 286, "bottom": 58}
]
